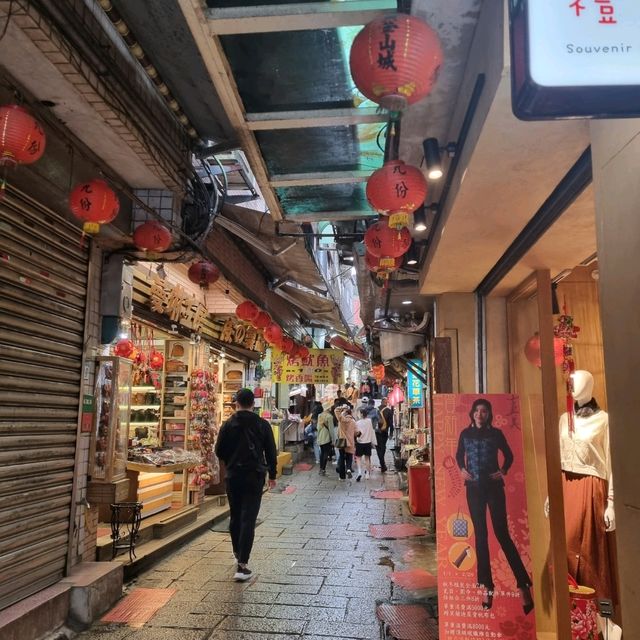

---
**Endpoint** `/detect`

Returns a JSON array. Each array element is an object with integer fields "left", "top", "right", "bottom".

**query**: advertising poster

[
  {"left": 271, "top": 348, "right": 343, "bottom": 385},
  {"left": 433, "top": 394, "right": 536, "bottom": 640}
]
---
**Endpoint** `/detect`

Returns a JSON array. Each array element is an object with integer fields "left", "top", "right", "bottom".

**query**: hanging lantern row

[
  {"left": 364, "top": 221, "right": 412, "bottom": 261},
  {"left": 365, "top": 250, "right": 402, "bottom": 279},
  {"left": 349, "top": 14, "right": 443, "bottom": 113}
]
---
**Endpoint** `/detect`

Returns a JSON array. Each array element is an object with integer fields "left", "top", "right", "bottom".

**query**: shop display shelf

[
  {"left": 129, "top": 421, "right": 159, "bottom": 426},
  {"left": 130, "top": 405, "right": 162, "bottom": 409}
]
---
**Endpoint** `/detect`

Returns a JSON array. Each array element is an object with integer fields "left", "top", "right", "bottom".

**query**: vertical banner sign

[
  {"left": 406, "top": 359, "right": 425, "bottom": 408},
  {"left": 81, "top": 394, "right": 94, "bottom": 433},
  {"left": 271, "top": 349, "right": 344, "bottom": 385},
  {"left": 433, "top": 394, "right": 536, "bottom": 640}
]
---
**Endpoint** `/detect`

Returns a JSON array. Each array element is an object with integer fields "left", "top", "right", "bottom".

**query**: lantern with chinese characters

[
  {"left": 252, "top": 310, "right": 271, "bottom": 330},
  {"left": 366, "top": 160, "right": 427, "bottom": 229},
  {"left": 388, "top": 384, "right": 405, "bottom": 407},
  {"left": 187, "top": 260, "right": 220, "bottom": 289},
  {"left": 264, "top": 322, "right": 283, "bottom": 346},
  {"left": 524, "top": 332, "right": 564, "bottom": 368},
  {"left": 365, "top": 251, "right": 402, "bottom": 279},
  {"left": 114, "top": 338, "right": 134, "bottom": 358},
  {"left": 0, "top": 105, "right": 46, "bottom": 196},
  {"left": 349, "top": 14, "right": 443, "bottom": 111},
  {"left": 236, "top": 300, "right": 259, "bottom": 322},
  {"left": 133, "top": 220, "right": 172, "bottom": 253},
  {"left": 69, "top": 179, "right": 120, "bottom": 235},
  {"left": 149, "top": 350, "right": 164, "bottom": 370},
  {"left": 364, "top": 221, "right": 412, "bottom": 267}
]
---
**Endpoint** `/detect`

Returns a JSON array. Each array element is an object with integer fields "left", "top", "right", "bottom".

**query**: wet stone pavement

[{"left": 78, "top": 457, "right": 437, "bottom": 640}]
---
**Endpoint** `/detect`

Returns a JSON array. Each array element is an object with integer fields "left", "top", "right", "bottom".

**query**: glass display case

[{"left": 90, "top": 357, "right": 132, "bottom": 482}]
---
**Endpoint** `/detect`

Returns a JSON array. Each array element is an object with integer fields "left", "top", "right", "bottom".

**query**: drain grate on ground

[
  {"left": 101, "top": 588, "right": 175, "bottom": 626},
  {"left": 369, "top": 524, "right": 427, "bottom": 539},
  {"left": 377, "top": 603, "right": 438, "bottom": 640},
  {"left": 371, "top": 490, "right": 404, "bottom": 500},
  {"left": 389, "top": 569, "right": 438, "bottom": 590}
]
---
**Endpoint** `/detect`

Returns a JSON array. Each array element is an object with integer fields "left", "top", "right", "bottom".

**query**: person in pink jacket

[{"left": 336, "top": 406, "right": 357, "bottom": 481}]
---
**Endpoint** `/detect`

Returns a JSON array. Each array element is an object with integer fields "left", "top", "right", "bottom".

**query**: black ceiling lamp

[
  {"left": 414, "top": 206, "right": 428, "bottom": 232},
  {"left": 405, "top": 243, "right": 419, "bottom": 266},
  {"left": 423, "top": 137, "right": 443, "bottom": 180}
]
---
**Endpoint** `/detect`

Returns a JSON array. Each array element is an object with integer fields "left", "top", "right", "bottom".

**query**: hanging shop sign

[
  {"left": 271, "top": 349, "right": 344, "bottom": 385},
  {"left": 219, "top": 317, "right": 266, "bottom": 353},
  {"left": 148, "top": 275, "right": 208, "bottom": 331},
  {"left": 406, "top": 359, "right": 424, "bottom": 408},
  {"left": 510, "top": 0, "right": 640, "bottom": 119},
  {"left": 433, "top": 394, "right": 536, "bottom": 640}
]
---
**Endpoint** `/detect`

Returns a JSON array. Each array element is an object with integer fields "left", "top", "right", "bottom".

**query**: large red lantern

[
  {"left": 187, "top": 260, "right": 220, "bottom": 289},
  {"left": 252, "top": 310, "right": 271, "bottom": 330},
  {"left": 364, "top": 221, "right": 412, "bottom": 263},
  {"left": 236, "top": 300, "right": 259, "bottom": 322},
  {"left": 114, "top": 338, "right": 134, "bottom": 359},
  {"left": 0, "top": 104, "right": 46, "bottom": 167},
  {"left": 281, "top": 336, "right": 295, "bottom": 355},
  {"left": 296, "top": 345, "right": 310, "bottom": 360},
  {"left": 366, "top": 160, "right": 427, "bottom": 229},
  {"left": 524, "top": 333, "right": 564, "bottom": 368},
  {"left": 349, "top": 14, "right": 443, "bottom": 111},
  {"left": 264, "top": 322, "right": 283, "bottom": 346},
  {"left": 365, "top": 251, "right": 402, "bottom": 278},
  {"left": 69, "top": 179, "right": 120, "bottom": 235},
  {"left": 133, "top": 220, "right": 172, "bottom": 253}
]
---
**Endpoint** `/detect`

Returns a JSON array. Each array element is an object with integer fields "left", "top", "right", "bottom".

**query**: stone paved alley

[{"left": 77, "top": 463, "right": 437, "bottom": 640}]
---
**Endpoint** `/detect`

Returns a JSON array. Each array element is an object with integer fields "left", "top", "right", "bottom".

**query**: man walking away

[
  {"left": 368, "top": 399, "right": 388, "bottom": 473},
  {"left": 381, "top": 397, "right": 395, "bottom": 439},
  {"left": 215, "top": 389, "right": 277, "bottom": 581}
]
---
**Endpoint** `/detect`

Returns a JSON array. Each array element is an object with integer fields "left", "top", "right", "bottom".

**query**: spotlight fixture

[
  {"left": 343, "top": 255, "right": 354, "bottom": 262},
  {"left": 423, "top": 137, "right": 443, "bottom": 180},
  {"left": 405, "top": 244, "right": 419, "bottom": 266},
  {"left": 414, "top": 206, "right": 428, "bottom": 232},
  {"left": 401, "top": 300, "right": 412, "bottom": 305}
]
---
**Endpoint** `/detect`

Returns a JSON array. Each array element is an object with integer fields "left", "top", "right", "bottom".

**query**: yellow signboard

[{"left": 271, "top": 348, "right": 343, "bottom": 385}]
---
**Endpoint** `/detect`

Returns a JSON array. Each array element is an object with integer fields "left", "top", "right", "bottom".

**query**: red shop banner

[{"left": 433, "top": 394, "right": 536, "bottom": 640}]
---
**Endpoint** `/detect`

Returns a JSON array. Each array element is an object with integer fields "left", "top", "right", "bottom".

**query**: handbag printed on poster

[{"left": 452, "top": 508, "right": 469, "bottom": 538}]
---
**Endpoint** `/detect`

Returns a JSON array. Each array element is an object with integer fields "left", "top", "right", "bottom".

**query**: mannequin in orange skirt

[{"left": 559, "top": 370, "right": 617, "bottom": 604}]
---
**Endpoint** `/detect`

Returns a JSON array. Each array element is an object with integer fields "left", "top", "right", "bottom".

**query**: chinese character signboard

[
  {"left": 219, "top": 317, "right": 266, "bottom": 353},
  {"left": 433, "top": 394, "right": 536, "bottom": 640},
  {"left": 406, "top": 358, "right": 425, "bottom": 408},
  {"left": 271, "top": 349, "right": 343, "bottom": 385},
  {"left": 148, "top": 275, "right": 208, "bottom": 331},
  {"left": 510, "top": 0, "right": 640, "bottom": 119}
]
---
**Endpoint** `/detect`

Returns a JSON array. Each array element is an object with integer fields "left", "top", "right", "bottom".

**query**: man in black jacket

[{"left": 215, "top": 388, "right": 277, "bottom": 581}]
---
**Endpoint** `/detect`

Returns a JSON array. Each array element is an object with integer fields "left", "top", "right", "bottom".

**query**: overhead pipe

[{"left": 214, "top": 215, "right": 297, "bottom": 257}]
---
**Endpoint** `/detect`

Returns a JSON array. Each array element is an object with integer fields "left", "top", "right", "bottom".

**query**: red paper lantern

[
  {"left": 366, "top": 160, "right": 427, "bottom": 228},
  {"left": 187, "top": 260, "right": 220, "bottom": 289},
  {"left": 133, "top": 220, "right": 172, "bottom": 253},
  {"left": 236, "top": 300, "right": 260, "bottom": 322},
  {"left": 264, "top": 322, "right": 283, "bottom": 346},
  {"left": 296, "top": 345, "right": 310, "bottom": 360},
  {"left": 524, "top": 333, "right": 564, "bottom": 368},
  {"left": 252, "top": 310, "right": 271, "bottom": 329},
  {"left": 69, "top": 179, "right": 120, "bottom": 235},
  {"left": 114, "top": 338, "right": 134, "bottom": 358},
  {"left": 364, "top": 221, "right": 412, "bottom": 260},
  {"left": 388, "top": 384, "right": 405, "bottom": 407},
  {"left": 349, "top": 14, "right": 443, "bottom": 111},
  {"left": 365, "top": 251, "right": 402, "bottom": 277},
  {"left": 0, "top": 104, "right": 46, "bottom": 167},
  {"left": 149, "top": 350, "right": 164, "bottom": 370},
  {"left": 281, "top": 337, "right": 295, "bottom": 355}
]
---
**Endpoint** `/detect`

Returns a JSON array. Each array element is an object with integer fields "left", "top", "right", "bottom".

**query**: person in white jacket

[{"left": 354, "top": 407, "right": 377, "bottom": 481}]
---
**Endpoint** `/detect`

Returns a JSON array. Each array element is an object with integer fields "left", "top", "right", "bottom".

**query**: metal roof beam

[
  {"left": 206, "top": 0, "right": 397, "bottom": 35},
  {"left": 283, "top": 211, "right": 376, "bottom": 223},
  {"left": 246, "top": 107, "right": 386, "bottom": 131},
  {"left": 271, "top": 171, "right": 371, "bottom": 188}
]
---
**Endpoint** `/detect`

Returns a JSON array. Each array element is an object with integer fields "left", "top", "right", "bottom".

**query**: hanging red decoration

[
  {"left": 0, "top": 104, "right": 46, "bottom": 167},
  {"left": 365, "top": 251, "right": 402, "bottom": 278},
  {"left": 252, "top": 310, "right": 271, "bottom": 330},
  {"left": 364, "top": 221, "right": 412, "bottom": 261},
  {"left": 114, "top": 338, "right": 134, "bottom": 359},
  {"left": 187, "top": 260, "right": 220, "bottom": 289},
  {"left": 133, "top": 220, "right": 172, "bottom": 253},
  {"left": 349, "top": 14, "right": 443, "bottom": 111},
  {"left": 281, "top": 336, "right": 295, "bottom": 355},
  {"left": 69, "top": 179, "right": 120, "bottom": 235},
  {"left": 524, "top": 332, "right": 564, "bottom": 368},
  {"left": 149, "top": 350, "right": 165, "bottom": 370},
  {"left": 371, "top": 364, "right": 385, "bottom": 383},
  {"left": 388, "top": 384, "right": 405, "bottom": 407},
  {"left": 236, "top": 300, "right": 260, "bottom": 322},
  {"left": 366, "top": 160, "right": 427, "bottom": 229},
  {"left": 296, "top": 345, "right": 310, "bottom": 360},
  {"left": 264, "top": 322, "right": 283, "bottom": 346}
]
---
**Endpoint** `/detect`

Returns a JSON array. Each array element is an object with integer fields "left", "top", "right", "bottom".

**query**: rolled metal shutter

[{"left": 0, "top": 188, "right": 88, "bottom": 611}]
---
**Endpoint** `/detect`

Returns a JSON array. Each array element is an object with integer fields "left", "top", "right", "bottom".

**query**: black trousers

[
  {"left": 466, "top": 481, "right": 531, "bottom": 590},
  {"left": 225, "top": 471, "right": 265, "bottom": 564},
  {"left": 337, "top": 450, "right": 353, "bottom": 479},
  {"left": 375, "top": 431, "right": 388, "bottom": 472},
  {"left": 319, "top": 443, "right": 333, "bottom": 471}
]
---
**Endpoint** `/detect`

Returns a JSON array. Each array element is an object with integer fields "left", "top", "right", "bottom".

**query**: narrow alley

[{"left": 77, "top": 465, "right": 437, "bottom": 640}]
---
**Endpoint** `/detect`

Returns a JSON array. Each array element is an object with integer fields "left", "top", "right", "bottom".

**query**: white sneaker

[
  {"left": 346, "top": 470, "right": 353, "bottom": 479},
  {"left": 233, "top": 565, "right": 253, "bottom": 581}
]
